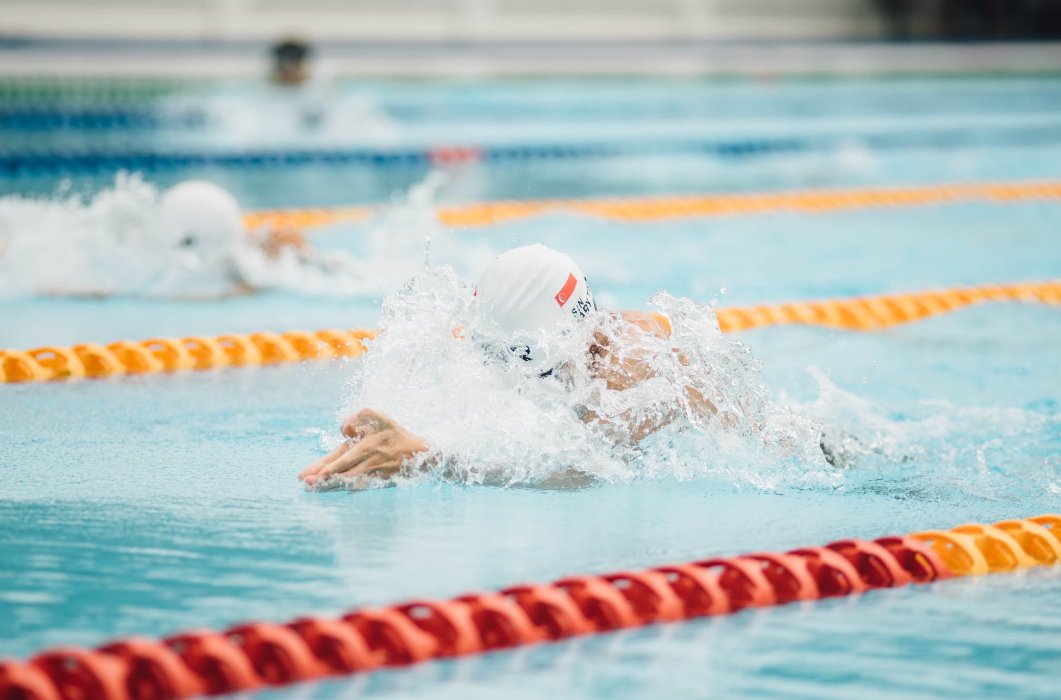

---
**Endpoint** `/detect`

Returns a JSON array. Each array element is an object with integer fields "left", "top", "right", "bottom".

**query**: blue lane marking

[
  {"left": 5, "top": 87, "right": 1061, "bottom": 130},
  {"left": 2, "top": 124, "right": 1061, "bottom": 175},
  {"left": 0, "top": 109, "right": 207, "bottom": 131}
]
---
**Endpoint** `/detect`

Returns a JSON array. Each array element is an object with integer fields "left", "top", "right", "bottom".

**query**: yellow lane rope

[
  {"left": 2, "top": 281, "right": 1057, "bottom": 384},
  {"left": 244, "top": 181, "right": 1061, "bottom": 231}
]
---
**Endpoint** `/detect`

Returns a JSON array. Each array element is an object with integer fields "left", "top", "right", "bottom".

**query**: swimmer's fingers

[
  {"left": 303, "top": 428, "right": 394, "bottom": 483},
  {"left": 341, "top": 408, "right": 394, "bottom": 440},
  {"left": 324, "top": 430, "right": 425, "bottom": 481},
  {"left": 298, "top": 442, "right": 351, "bottom": 481},
  {"left": 343, "top": 451, "right": 405, "bottom": 479},
  {"left": 311, "top": 433, "right": 386, "bottom": 481},
  {"left": 340, "top": 417, "right": 369, "bottom": 440},
  {"left": 301, "top": 410, "right": 391, "bottom": 485},
  {"left": 308, "top": 448, "right": 400, "bottom": 491},
  {"left": 305, "top": 416, "right": 427, "bottom": 490},
  {"left": 299, "top": 445, "right": 339, "bottom": 479}
]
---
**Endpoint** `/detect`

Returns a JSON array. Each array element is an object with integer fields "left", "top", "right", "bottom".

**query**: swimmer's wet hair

[{"left": 272, "top": 38, "right": 311, "bottom": 62}]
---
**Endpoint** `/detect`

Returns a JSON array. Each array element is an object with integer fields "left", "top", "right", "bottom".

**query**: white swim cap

[
  {"left": 160, "top": 180, "right": 244, "bottom": 252},
  {"left": 474, "top": 244, "right": 595, "bottom": 367}
]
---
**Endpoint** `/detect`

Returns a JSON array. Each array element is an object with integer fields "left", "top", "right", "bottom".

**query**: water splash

[
  {"left": 323, "top": 266, "right": 1059, "bottom": 496},
  {"left": 161, "top": 83, "right": 401, "bottom": 148},
  {"left": 0, "top": 173, "right": 179, "bottom": 298},
  {"left": 326, "top": 266, "right": 837, "bottom": 491},
  {"left": 0, "top": 172, "right": 458, "bottom": 300},
  {"left": 310, "top": 170, "right": 498, "bottom": 298},
  {"left": 785, "top": 367, "right": 1060, "bottom": 500}
]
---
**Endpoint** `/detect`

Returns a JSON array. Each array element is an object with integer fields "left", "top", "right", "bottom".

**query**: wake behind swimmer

[
  {"left": 0, "top": 175, "right": 359, "bottom": 299},
  {"left": 301, "top": 244, "right": 838, "bottom": 492}
]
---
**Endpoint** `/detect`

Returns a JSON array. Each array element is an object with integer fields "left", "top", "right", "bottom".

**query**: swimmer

[
  {"left": 299, "top": 244, "right": 731, "bottom": 490},
  {"left": 270, "top": 38, "right": 312, "bottom": 87},
  {"left": 161, "top": 180, "right": 368, "bottom": 298},
  {"left": 0, "top": 177, "right": 353, "bottom": 299},
  {"left": 159, "top": 180, "right": 309, "bottom": 295},
  {"left": 264, "top": 37, "right": 332, "bottom": 130}
]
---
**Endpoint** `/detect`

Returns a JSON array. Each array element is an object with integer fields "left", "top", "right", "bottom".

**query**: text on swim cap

[{"left": 571, "top": 290, "right": 594, "bottom": 319}]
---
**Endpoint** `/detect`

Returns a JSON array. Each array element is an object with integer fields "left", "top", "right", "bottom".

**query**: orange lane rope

[
  {"left": 0, "top": 514, "right": 1057, "bottom": 700},
  {"left": 714, "top": 279, "right": 1059, "bottom": 333},
  {"left": 243, "top": 205, "right": 374, "bottom": 231},
  {"left": 1, "top": 281, "right": 1058, "bottom": 384},
  {"left": 244, "top": 181, "right": 1061, "bottom": 231}
]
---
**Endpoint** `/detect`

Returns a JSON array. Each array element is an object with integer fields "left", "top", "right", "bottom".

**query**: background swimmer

[
  {"left": 0, "top": 176, "right": 358, "bottom": 299},
  {"left": 270, "top": 38, "right": 313, "bottom": 86},
  {"left": 159, "top": 179, "right": 333, "bottom": 296},
  {"left": 300, "top": 244, "right": 771, "bottom": 491}
]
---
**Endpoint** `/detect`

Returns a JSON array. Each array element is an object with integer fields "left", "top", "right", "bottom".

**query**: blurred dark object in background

[
  {"left": 270, "top": 38, "right": 311, "bottom": 85},
  {"left": 877, "top": 0, "right": 1061, "bottom": 40}
]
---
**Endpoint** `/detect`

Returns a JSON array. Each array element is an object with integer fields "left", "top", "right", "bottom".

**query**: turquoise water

[
  {"left": 5, "top": 76, "right": 1061, "bottom": 204},
  {"left": 2, "top": 201, "right": 1059, "bottom": 347},
  {"left": 2, "top": 75, "right": 1060, "bottom": 698}
]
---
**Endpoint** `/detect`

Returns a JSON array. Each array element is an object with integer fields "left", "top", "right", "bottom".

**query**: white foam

[
  {"left": 0, "top": 173, "right": 177, "bottom": 298},
  {"left": 162, "top": 81, "right": 401, "bottom": 148},
  {"left": 0, "top": 172, "right": 462, "bottom": 300}
]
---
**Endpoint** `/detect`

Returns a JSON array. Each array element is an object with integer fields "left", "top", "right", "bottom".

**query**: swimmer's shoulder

[{"left": 619, "top": 310, "right": 672, "bottom": 339}]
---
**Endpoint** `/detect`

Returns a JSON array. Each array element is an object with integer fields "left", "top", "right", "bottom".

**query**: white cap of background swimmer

[
  {"left": 160, "top": 180, "right": 244, "bottom": 253},
  {"left": 474, "top": 244, "right": 595, "bottom": 365}
]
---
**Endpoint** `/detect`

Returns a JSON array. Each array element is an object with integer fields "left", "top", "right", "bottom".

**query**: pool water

[
  {"left": 6, "top": 76, "right": 1061, "bottom": 205},
  {"left": 1, "top": 74, "right": 1060, "bottom": 699}
]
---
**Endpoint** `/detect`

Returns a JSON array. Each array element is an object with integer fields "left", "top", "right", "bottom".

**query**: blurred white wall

[{"left": 0, "top": 0, "right": 886, "bottom": 41}]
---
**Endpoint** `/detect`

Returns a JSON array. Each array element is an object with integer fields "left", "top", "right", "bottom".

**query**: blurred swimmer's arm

[
  {"left": 258, "top": 225, "right": 309, "bottom": 259},
  {"left": 298, "top": 408, "right": 431, "bottom": 489}
]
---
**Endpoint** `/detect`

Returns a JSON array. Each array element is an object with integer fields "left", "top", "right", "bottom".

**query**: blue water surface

[{"left": 1, "top": 74, "right": 1060, "bottom": 699}]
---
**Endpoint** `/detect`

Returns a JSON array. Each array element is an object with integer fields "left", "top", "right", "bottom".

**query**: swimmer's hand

[
  {"left": 260, "top": 225, "right": 309, "bottom": 259},
  {"left": 298, "top": 408, "right": 429, "bottom": 490}
]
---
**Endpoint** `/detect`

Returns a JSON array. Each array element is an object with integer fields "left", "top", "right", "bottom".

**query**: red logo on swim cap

[{"left": 555, "top": 273, "right": 578, "bottom": 307}]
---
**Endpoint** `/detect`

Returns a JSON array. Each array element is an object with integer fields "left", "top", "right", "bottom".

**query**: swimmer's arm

[
  {"left": 298, "top": 408, "right": 432, "bottom": 489},
  {"left": 580, "top": 384, "right": 720, "bottom": 445},
  {"left": 256, "top": 225, "right": 309, "bottom": 259},
  {"left": 585, "top": 312, "right": 720, "bottom": 443},
  {"left": 622, "top": 311, "right": 723, "bottom": 425},
  {"left": 620, "top": 310, "right": 671, "bottom": 339},
  {"left": 300, "top": 412, "right": 591, "bottom": 491},
  {"left": 579, "top": 402, "right": 691, "bottom": 445}
]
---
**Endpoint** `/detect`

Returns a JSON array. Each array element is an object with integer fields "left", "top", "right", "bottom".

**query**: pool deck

[{"left": 0, "top": 39, "right": 1059, "bottom": 78}]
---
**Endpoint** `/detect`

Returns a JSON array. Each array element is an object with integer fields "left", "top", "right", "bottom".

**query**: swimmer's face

[
  {"left": 586, "top": 330, "right": 610, "bottom": 375},
  {"left": 175, "top": 232, "right": 198, "bottom": 250},
  {"left": 275, "top": 63, "right": 307, "bottom": 85},
  {"left": 171, "top": 227, "right": 236, "bottom": 260},
  {"left": 160, "top": 181, "right": 244, "bottom": 265},
  {"left": 166, "top": 220, "right": 241, "bottom": 267},
  {"left": 272, "top": 50, "right": 309, "bottom": 85},
  {"left": 167, "top": 220, "right": 245, "bottom": 280},
  {"left": 480, "top": 315, "right": 608, "bottom": 383}
]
